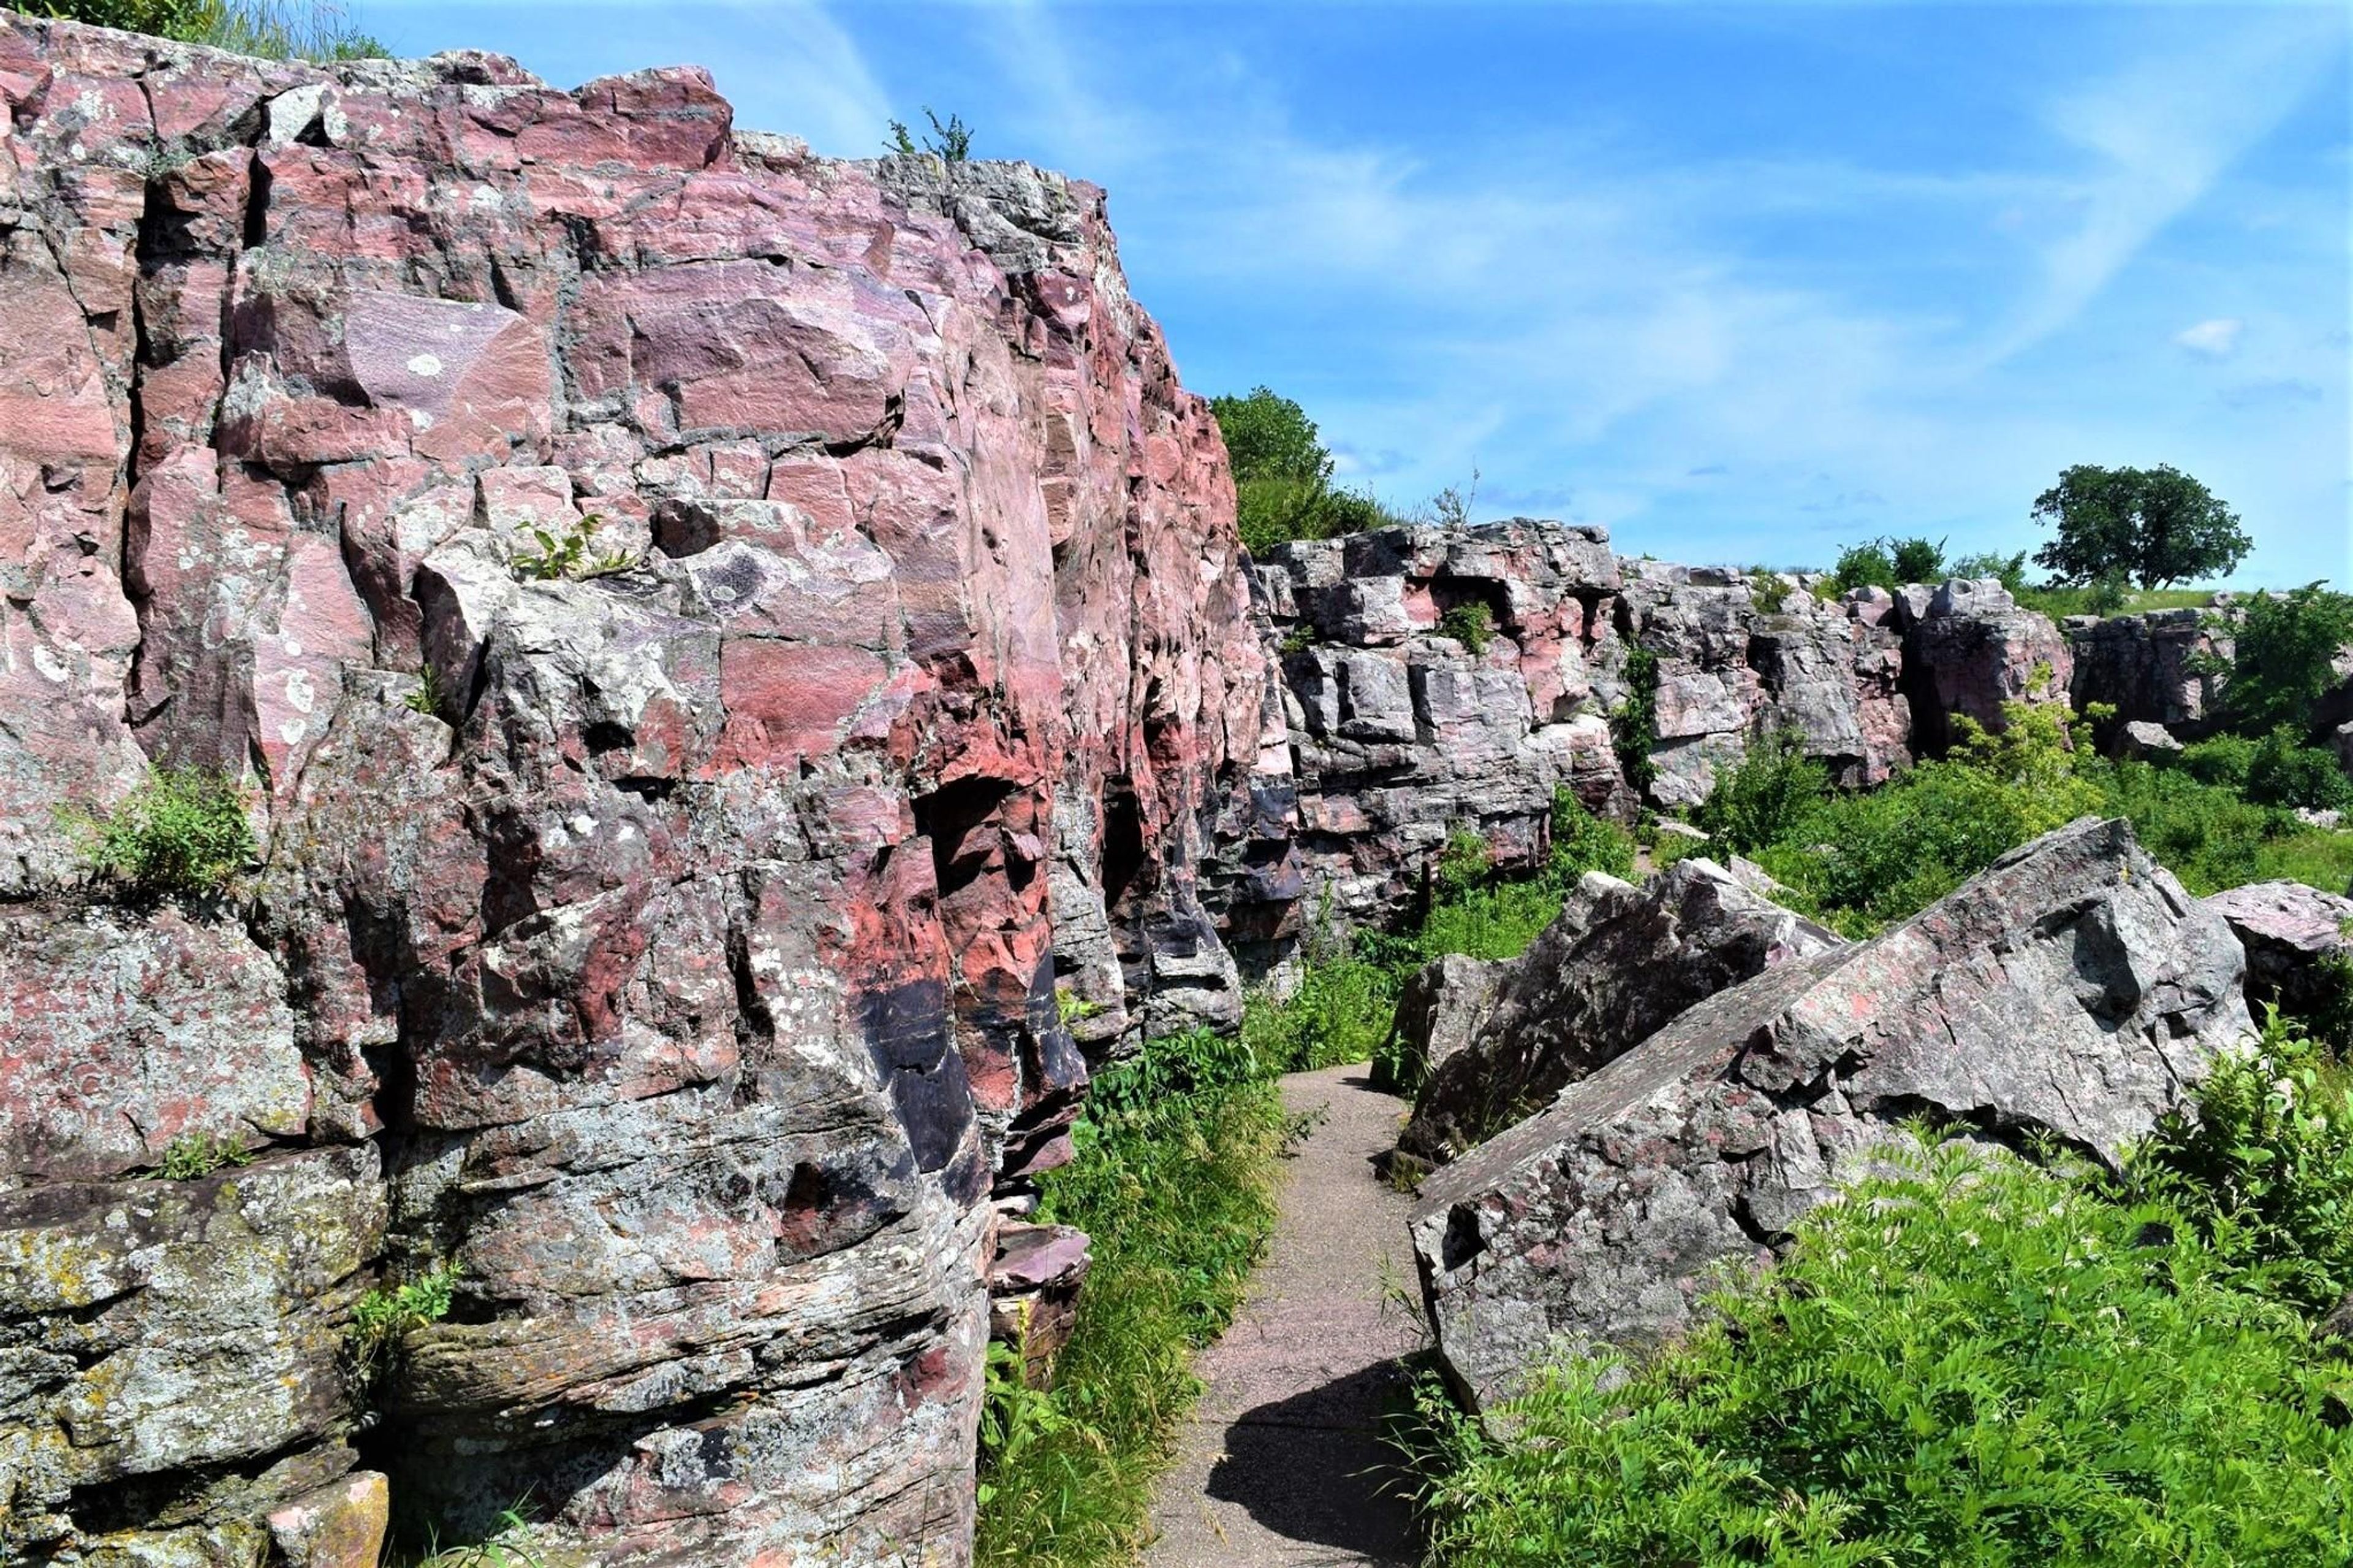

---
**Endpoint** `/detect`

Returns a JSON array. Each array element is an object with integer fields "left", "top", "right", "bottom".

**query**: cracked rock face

[
  {"left": 1409, "top": 817, "right": 2249, "bottom": 1412},
  {"left": 0, "top": 15, "right": 1279, "bottom": 1564},
  {"left": 1396, "top": 858, "right": 1843, "bottom": 1165}
]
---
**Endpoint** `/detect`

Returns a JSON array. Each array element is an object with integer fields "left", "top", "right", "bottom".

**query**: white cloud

[{"left": 2176, "top": 318, "right": 2245, "bottom": 358}]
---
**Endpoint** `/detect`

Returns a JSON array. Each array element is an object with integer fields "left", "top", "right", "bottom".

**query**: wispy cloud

[
  {"left": 2176, "top": 317, "right": 2245, "bottom": 358},
  {"left": 1983, "top": 12, "right": 2341, "bottom": 362}
]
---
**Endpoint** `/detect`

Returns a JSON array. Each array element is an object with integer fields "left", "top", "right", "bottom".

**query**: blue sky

[{"left": 376, "top": 2, "right": 2351, "bottom": 586}]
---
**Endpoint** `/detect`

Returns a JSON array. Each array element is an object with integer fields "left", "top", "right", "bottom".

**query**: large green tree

[{"left": 2029, "top": 463, "right": 2250, "bottom": 590}]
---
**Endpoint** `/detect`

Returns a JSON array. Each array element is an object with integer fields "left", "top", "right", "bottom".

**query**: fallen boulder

[
  {"left": 1396, "top": 858, "right": 1841, "bottom": 1164},
  {"left": 1410, "top": 817, "right": 2249, "bottom": 1411},
  {"left": 2202, "top": 881, "right": 2353, "bottom": 1025}
]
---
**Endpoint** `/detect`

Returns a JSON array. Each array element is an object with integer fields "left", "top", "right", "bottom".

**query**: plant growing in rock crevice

[
  {"left": 157, "top": 1131, "right": 252, "bottom": 1180},
  {"left": 347, "top": 1260, "right": 461, "bottom": 1392},
  {"left": 510, "top": 515, "right": 637, "bottom": 581},
  {"left": 61, "top": 766, "right": 256, "bottom": 902},
  {"left": 1437, "top": 602, "right": 1494, "bottom": 655}
]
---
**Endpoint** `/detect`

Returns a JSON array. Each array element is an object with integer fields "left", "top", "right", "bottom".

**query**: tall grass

[
  {"left": 972, "top": 1036, "right": 1298, "bottom": 1567},
  {"left": 42, "top": 0, "right": 385, "bottom": 59}
]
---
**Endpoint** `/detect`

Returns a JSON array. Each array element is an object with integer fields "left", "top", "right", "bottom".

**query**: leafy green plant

[
  {"left": 1212, "top": 387, "right": 1407, "bottom": 555},
  {"left": 1549, "top": 788, "right": 1637, "bottom": 882},
  {"left": 349, "top": 1261, "right": 460, "bottom": 1387},
  {"left": 1694, "top": 727, "right": 1829, "bottom": 854},
  {"left": 2246, "top": 725, "right": 2353, "bottom": 813},
  {"left": 63, "top": 766, "right": 256, "bottom": 901},
  {"left": 1278, "top": 622, "right": 1316, "bottom": 656},
  {"left": 2216, "top": 583, "right": 2353, "bottom": 740},
  {"left": 1609, "top": 646, "right": 1659, "bottom": 796},
  {"left": 2132, "top": 1006, "right": 2353, "bottom": 1315},
  {"left": 1887, "top": 533, "right": 1947, "bottom": 583},
  {"left": 403, "top": 662, "right": 444, "bottom": 718},
  {"left": 1417, "top": 1135, "right": 2353, "bottom": 1567},
  {"left": 1436, "top": 602, "right": 1494, "bottom": 655},
  {"left": 887, "top": 105, "right": 973, "bottom": 161},
  {"left": 157, "top": 1130, "right": 252, "bottom": 1180},
  {"left": 1053, "top": 985, "right": 1104, "bottom": 1028},
  {"left": 511, "top": 515, "right": 637, "bottom": 581}
]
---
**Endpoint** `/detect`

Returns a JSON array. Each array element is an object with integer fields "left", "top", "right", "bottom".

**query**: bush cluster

[
  {"left": 64, "top": 765, "right": 256, "bottom": 901},
  {"left": 1689, "top": 702, "right": 2352, "bottom": 937},
  {"left": 1416, "top": 1131, "right": 2353, "bottom": 1567}
]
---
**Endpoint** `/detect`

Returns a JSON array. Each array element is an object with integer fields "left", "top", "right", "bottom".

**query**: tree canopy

[{"left": 2029, "top": 464, "right": 2249, "bottom": 590}]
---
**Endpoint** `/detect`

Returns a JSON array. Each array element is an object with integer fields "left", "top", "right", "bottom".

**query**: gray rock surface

[
  {"left": 2202, "top": 881, "right": 2353, "bottom": 1023},
  {"left": 1410, "top": 817, "right": 2249, "bottom": 1411},
  {"left": 1397, "top": 859, "right": 1841, "bottom": 1164},
  {"left": 2068, "top": 607, "right": 2230, "bottom": 736}
]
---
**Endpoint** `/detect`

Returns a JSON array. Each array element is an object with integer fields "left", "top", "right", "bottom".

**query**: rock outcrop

[
  {"left": 0, "top": 14, "right": 1283, "bottom": 1564},
  {"left": 1253, "top": 529, "right": 1952, "bottom": 924},
  {"left": 1393, "top": 858, "right": 1841, "bottom": 1164},
  {"left": 2067, "top": 607, "right": 2231, "bottom": 739},
  {"left": 1899, "top": 578, "right": 2074, "bottom": 754},
  {"left": 1409, "top": 817, "right": 2249, "bottom": 1411}
]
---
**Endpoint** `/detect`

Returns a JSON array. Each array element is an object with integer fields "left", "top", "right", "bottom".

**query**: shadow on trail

[{"left": 1203, "top": 1359, "right": 1422, "bottom": 1566}]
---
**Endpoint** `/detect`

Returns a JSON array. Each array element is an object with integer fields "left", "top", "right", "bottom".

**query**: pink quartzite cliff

[{"left": 0, "top": 13, "right": 1289, "bottom": 1564}]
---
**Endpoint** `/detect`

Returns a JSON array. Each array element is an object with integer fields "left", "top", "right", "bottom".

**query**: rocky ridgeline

[
  {"left": 1256, "top": 526, "right": 2070, "bottom": 925},
  {"left": 0, "top": 14, "right": 1282, "bottom": 1564}
]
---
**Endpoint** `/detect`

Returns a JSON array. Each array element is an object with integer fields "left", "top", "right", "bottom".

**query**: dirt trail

[{"left": 1143, "top": 1063, "right": 1423, "bottom": 1567}]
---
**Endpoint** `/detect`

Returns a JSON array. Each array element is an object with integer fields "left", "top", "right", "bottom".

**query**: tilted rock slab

[
  {"left": 1396, "top": 858, "right": 1842, "bottom": 1165},
  {"left": 1409, "top": 817, "right": 2249, "bottom": 1411},
  {"left": 0, "top": 13, "right": 1284, "bottom": 1563}
]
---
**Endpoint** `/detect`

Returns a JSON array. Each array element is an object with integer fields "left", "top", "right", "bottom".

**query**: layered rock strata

[
  {"left": 0, "top": 15, "right": 1282, "bottom": 1564},
  {"left": 1409, "top": 817, "right": 2249, "bottom": 1411}
]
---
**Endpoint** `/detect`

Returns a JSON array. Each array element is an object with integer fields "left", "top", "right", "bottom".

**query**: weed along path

[{"left": 1145, "top": 1062, "right": 1422, "bottom": 1567}]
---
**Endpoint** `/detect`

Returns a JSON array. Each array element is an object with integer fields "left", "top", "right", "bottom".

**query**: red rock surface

[{"left": 0, "top": 13, "right": 1280, "bottom": 1564}]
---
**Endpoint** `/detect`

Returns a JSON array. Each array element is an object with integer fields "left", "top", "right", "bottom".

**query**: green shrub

[
  {"left": 2179, "top": 732, "right": 2258, "bottom": 792},
  {"left": 349, "top": 1261, "right": 460, "bottom": 1388},
  {"left": 1694, "top": 727, "right": 1829, "bottom": 855},
  {"left": 1887, "top": 534, "right": 1947, "bottom": 584},
  {"left": 1417, "top": 1135, "right": 2353, "bottom": 1568},
  {"left": 1436, "top": 602, "right": 1494, "bottom": 655},
  {"left": 512, "top": 514, "right": 635, "bottom": 581},
  {"left": 1414, "top": 880, "right": 1564, "bottom": 966},
  {"left": 2132, "top": 1006, "right": 2353, "bottom": 1316},
  {"left": 2246, "top": 726, "right": 2353, "bottom": 813},
  {"left": 64, "top": 766, "right": 255, "bottom": 900},
  {"left": 1549, "top": 789, "right": 1637, "bottom": 882},
  {"left": 1243, "top": 947, "right": 1399, "bottom": 1075},
  {"left": 1948, "top": 547, "right": 2030, "bottom": 593},
  {"left": 1828, "top": 540, "right": 1896, "bottom": 595},
  {"left": 1609, "top": 647, "right": 1659, "bottom": 795},
  {"left": 2218, "top": 583, "right": 2353, "bottom": 740},
  {"left": 975, "top": 1041, "right": 1293, "bottom": 1566}
]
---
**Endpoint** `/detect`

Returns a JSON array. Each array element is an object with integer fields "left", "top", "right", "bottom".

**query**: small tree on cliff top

[{"left": 2031, "top": 463, "right": 2249, "bottom": 590}]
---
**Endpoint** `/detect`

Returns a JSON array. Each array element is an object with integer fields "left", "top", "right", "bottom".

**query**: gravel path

[{"left": 1143, "top": 1063, "right": 1423, "bottom": 1568}]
